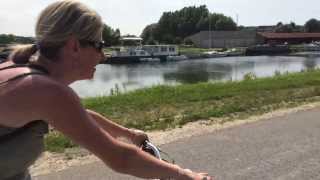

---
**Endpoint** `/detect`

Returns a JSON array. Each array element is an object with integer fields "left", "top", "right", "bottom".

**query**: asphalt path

[{"left": 34, "top": 107, "right": 320, "bottom": 180}]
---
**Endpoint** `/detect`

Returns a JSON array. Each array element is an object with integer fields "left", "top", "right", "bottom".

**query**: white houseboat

[{"left": 104, "top": 37, "right": 181, "bottom": 64}]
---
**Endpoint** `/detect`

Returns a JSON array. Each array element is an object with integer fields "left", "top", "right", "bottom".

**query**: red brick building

[{"left": 257, "top": 32, "right": 320, "bottom": 44}]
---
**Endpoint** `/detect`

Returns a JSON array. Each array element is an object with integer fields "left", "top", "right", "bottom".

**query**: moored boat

[{"left": 104, "top": 45, "right": 180, "bottom": 64}]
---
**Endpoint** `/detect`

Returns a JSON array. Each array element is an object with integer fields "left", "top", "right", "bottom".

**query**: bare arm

[
  {"left": 37, "top": 82, "right": 195, "bottom": 179},
  {"left": 86, "top": 109, "right": 133, "bottom": 139},
  {"left": 87, "top": 110, "right": 148, "bottom": 146}
]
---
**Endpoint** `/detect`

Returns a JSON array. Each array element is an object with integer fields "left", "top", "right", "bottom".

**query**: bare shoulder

[
  {"left": 30, "top": 75, "right": 78, "bottom": 100},
  {"left": 22, "top": 75, "right": 82, "bottom": 114},
  {"left": 13, "top": 75, "right": 79, "bottom": 103},
  {"left": 0, "top": 75, "right": 81, "bottom": 127}
]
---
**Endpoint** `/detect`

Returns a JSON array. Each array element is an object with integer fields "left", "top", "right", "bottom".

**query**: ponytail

[{"left": 9, "top": 44, "right": 38, "bottom": 64}]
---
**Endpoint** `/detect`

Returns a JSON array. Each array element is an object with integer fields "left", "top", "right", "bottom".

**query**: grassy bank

[{"left": 45, "top": 69, "right": 320, "bottom": 152}]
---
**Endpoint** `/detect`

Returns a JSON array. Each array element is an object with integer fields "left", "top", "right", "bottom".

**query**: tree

[
  {"left": 237, "top": 25, "right": 246, "bottom": 30},
  {"left": 113, "top": 29, "right": 121, "bottom": 45},
  {"left": 0, "top": 34, "right": 15, "bottom": 44},
  {"left": 275, "top": 23, "right": 292, "bottom": 33},
  {"left": 276, "top": 22, "right": 283, "bottom": 27},
  {"left": 274, "top": 21, "right": 302, "bottom": 33},
  {"left": 140, "top": 23, "right": 158, "bottom": 44},
  {"left": 214, "top": 16, "right": 237, "bottom": 31},
  {"left": 146, "top": 37, "right": 157, "bottom": 45},
  {"left": 0, "top": 34, "right": 34, "bottom": 44},
  {"left": 304, "top": 18, "right": 320, "bottom": 32},
  {"left": 140, "top": 5, "right": 236, "bottom": 44},
  {"left": 196, "top": 16, "right": 209, "bottom": 31},
  {"left": 102, "top": 24, "right": 121, "bottom": 46},
  {"left": 184, "top": 38, "right": 194, "bottom": 46}
]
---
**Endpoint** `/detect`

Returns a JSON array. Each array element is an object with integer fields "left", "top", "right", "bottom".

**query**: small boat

[
  {"left": 245, "top": 44, "right": 290, "bottom": 56},
  {"left": 203, "top": 50, "right": 228, "bottom": 58},
  {"left": 303, "top": 43, "right": 320, "bottom": 51},
  {"left": 104, "top": 46, "right": 151, "bottom": 64},
  {"left": 225, "top": 48, "right": 244, "bottom": 56},
  {"left": 166, "top": 55, "right": 188, "bottom": 61}
]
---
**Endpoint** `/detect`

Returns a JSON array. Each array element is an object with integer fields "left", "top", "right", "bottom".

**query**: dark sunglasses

[{"left": 80, "top": 40, "right": 105, "bottom": 51}]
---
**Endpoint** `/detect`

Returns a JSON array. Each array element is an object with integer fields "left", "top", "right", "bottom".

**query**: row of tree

[
  {"left": 0, "top": 34, "right": 34, "bottom": 44},
  {"left": 102, "top": 24, "right": 121, "bottom": 46},
  {"left": 141, "top": 5, "right": 237, "bottom": 44},
  {"left": 273, "top": 18, "right": 320, "bottom": 33},
  {"left": 103, "top": 17, "right": 320, "bottom": 46},
  {"left": 304, "top": 18, "right": 320, "bottom": 33}
]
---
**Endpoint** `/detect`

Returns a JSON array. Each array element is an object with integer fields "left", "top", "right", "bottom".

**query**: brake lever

[{"left": 142, "top": 140, "right": 162, "bottom": 160}]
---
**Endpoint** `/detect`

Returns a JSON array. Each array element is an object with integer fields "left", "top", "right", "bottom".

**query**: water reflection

[
  {"left": 304, "top": 57, "right": 317, "bottom": 70},
  {"left": 70, "top": 56, "right": 320, "bottom": 97},
  {"left": 164, "top": 63, "right": 210, "bottom": 83}
]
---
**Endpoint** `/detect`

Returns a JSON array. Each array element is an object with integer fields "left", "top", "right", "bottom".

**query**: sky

[{"left": 0, "top": 0, "right": 319, "bottom": 37}]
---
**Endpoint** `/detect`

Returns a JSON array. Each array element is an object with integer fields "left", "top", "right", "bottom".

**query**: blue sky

[{"left": 0, "top": 0, "right": 319, "bottom": 37}]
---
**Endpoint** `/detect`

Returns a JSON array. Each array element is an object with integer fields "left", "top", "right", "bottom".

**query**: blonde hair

[{"left": 10, "top": 0, "right": 103, "bottom": 64}]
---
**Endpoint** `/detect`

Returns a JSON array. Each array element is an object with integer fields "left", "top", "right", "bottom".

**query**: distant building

[
  {"left": 186, "top": 30, "right": 257, "bottom": 48},
  {"left": 256, "top": 26, "right": 275, "bottom": 32},
  {"left": 120, "top": 37, "right": 143, "bottom": 46},
  {"left": 257, "top": 32, "right": 320, "bottom": 44}
]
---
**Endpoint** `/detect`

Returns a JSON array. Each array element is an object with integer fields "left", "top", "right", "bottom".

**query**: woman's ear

[{"left": 64, "top": 35, "right": 80, "bottom": 59}]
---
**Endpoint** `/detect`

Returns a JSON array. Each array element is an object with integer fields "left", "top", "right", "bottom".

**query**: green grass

[
  {"left": 44, "top": 131, "right": 77, "bottom": 153},
  {"left": 45, "top": 69, "right": 320, "bottom": 152}
]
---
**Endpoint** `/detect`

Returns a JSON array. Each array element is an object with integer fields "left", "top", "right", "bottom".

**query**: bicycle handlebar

[
  {"left": 141, "top": 140, "right": 175, "bottom": 164},
  {"left": 142, "top": 140, "right": 162, "bottom": 160}
]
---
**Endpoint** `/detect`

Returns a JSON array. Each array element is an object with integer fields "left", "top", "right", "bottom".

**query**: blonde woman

[{"left": 0, "top": 1, "right": 212, "bottom": 180}]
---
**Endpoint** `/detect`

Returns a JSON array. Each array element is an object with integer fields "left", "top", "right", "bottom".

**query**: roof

[
  {"left": 258, "top": 32, "right": 320, "bottom": 39},
  {"left": 121, "top": 37, "right": 142, "bottom": 41}
]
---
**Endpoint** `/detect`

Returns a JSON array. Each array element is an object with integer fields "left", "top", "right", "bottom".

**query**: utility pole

[
  {"left": 236, "top": 14, "right": 239, "bottom": 26},
  {"left": 209, "top": 15, "right": 212, "bottom": 49}
]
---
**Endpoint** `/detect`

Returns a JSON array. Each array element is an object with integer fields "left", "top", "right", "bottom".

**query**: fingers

[
  {"left": 130, "top": 129, "right": 149, "bottom": 147},
  {"left": 199, "top": 173, "right": 209, "bottom": 176},
  {"left": 182, "top": 169, "right": 213, "bottom": 180},
  {"left": 199, "top": 173, "right": 213, "bottom": 180},
  {"left": 201, "top": 177, "right": 213, "bottom": 180}
]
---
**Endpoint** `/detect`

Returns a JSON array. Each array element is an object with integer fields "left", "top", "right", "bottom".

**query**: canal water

[{"left": 70, "top": 55, "right": 320, "bottom": 98}]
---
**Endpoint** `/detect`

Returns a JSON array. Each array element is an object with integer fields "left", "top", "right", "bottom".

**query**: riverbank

[{"left": 45, "top": 69, "right": 320, "bottom": 152}]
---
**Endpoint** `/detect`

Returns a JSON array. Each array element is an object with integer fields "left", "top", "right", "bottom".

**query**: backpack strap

[{"left": 0, "top": 64, "right": 49, "bottom": 86}]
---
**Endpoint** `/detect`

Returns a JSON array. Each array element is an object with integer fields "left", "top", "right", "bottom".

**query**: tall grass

[
  {"left": 83, "top": 69, "right": 320, "bottom": 130},
  {"left": 45, "top": 69, "right": 320, "bottom": 152}
]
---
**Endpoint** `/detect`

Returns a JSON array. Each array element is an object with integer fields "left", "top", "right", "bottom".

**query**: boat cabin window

[
  {"left": 169, "top": 47, "right": 175, "bottom": 52},
  {"left": 161, "top": 47, "right": 167, "bottom": 52}
]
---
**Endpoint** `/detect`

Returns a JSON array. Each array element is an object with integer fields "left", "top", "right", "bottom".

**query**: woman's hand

[
  {"left": 180, "top": 168, "right": 213, "bottom": 180},
  {"left": 130, "top": 129, "right": 149, "bottom": 147}
]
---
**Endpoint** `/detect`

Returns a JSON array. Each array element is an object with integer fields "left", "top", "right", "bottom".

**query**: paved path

[{"left": 34, "top": 107, "right": 320, "bottom": 180}]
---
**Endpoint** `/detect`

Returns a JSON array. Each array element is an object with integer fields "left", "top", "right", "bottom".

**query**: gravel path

[{"left": 30, "top": 102, "right": 320, "bottom": 177}]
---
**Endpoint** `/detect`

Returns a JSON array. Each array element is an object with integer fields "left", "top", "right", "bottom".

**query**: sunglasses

[{"left": 80, "top": 40, "right": 105, "bottom": 51}]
